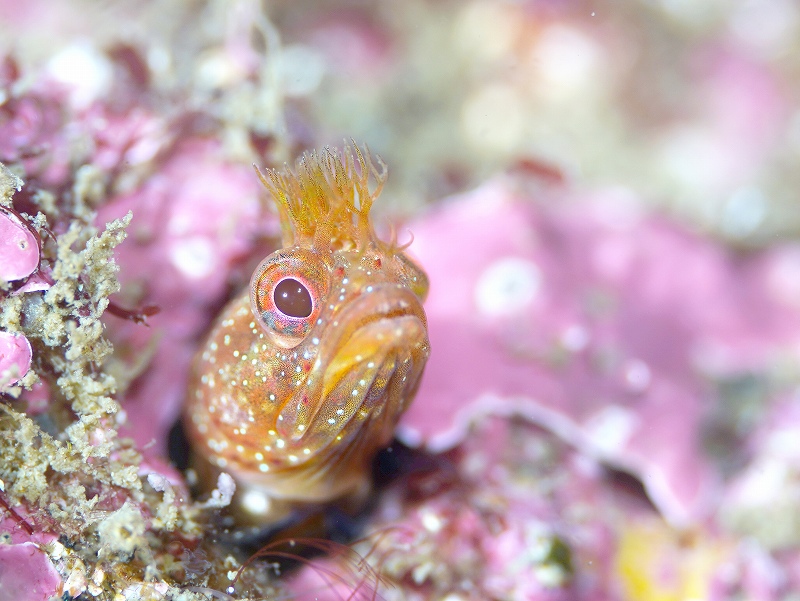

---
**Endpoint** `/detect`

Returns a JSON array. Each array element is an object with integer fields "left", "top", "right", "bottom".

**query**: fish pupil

[{"left": 274, "top": 278, "right": 313, "bottom": 318}]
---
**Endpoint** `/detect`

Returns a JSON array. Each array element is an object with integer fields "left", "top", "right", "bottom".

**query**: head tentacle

[{"left": 255, "top": 141, "right": 388, "bottom": 254}]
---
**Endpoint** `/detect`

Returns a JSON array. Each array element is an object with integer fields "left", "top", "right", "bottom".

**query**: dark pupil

[{"left": 274, "top": 278, "right": 313, "bottom": 318}]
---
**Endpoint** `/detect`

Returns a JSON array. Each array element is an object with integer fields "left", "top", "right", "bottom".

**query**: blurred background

[
  {"left": 3, "top": 1, "right": 800, "bottom": 600},
  {"left": 3, "top": 0, "right": 799, "bottom": 238}
]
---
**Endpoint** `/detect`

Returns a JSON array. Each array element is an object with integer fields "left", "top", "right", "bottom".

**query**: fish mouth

[{"left": 276, "top": 286, "right": 429, "bottom": 457}]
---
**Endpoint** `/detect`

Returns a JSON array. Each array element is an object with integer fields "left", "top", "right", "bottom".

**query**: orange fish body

[{"left": 184, "top": 144, "right": 429, "bottom": 524}]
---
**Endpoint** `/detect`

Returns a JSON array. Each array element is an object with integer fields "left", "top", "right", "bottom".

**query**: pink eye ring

[{"left": 250, "top": 248, "right": 329, "bottom": 347}]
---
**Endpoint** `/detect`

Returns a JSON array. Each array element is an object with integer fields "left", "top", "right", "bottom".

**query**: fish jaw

[
  {"left": 184, "top": 284, "right": 429, "bottom": 522},
  {"left": 242, "top": 285, "right": 429, "bottom": 499}
]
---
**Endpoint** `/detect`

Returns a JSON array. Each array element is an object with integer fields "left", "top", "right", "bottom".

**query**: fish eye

[
  {"left": 250, "top": 248, "right": 330, "bottom": 348},
  {"left": 274, "top": 278, "right": 313, "bottom": 318}
]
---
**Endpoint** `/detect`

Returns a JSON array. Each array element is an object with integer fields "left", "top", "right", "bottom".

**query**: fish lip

[
  {"left": 320, "top": 284, "right": 429, "bottom": 376},
  {"left": 319, "top": 280, "right": 429, "bottom": 382},
  {"left": 338, "top": 284, "right": 427, "bottom": 331},
  {"left": 311, "top": 284, "right": 428, "bottom": 361},
  {"left": 279, "top": 285, "right": 429, "bottom": 450}
]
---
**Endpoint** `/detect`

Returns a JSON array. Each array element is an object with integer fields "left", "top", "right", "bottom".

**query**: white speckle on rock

[
  {"left": 561, "top": 324, "right": 590, "bottom": 352},
  {"left": 146, "top": 473, "right": 170, "bottom": 493},
  {"left": 169, "top": 236, "right": 216, "bottom": 279},
  {"left": 241, "top": 489, "right": 271, "bottom": 516},
  {"left": 721, "top": 186, "right": 765, "bottom": 239},
  {"left": 585, "top": 405, "right": 639, "bottom": 456},
  {"left": 279, "top": 44, "right": 326, "bottom": 97},
  {"left": 474, "top": 257, "right": 541, "bottom": 317},
  {"left": 47, "top": 43, "right": 113, "bottom": 108},
  {"left": 623, "top": 358, "right": 652, "bottom": 393},
  {"left": 420, "top": 509, "right": 443, "bottom": 533},
  {"left": 204, "top": 472, "right": 236, "bottom": 508}
]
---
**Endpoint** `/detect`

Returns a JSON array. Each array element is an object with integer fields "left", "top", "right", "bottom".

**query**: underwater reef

[{"left": 3, "top": 1, "right": 800, "bottom": 600}]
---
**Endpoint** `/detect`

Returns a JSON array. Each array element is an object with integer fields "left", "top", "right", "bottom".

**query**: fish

[{"left": 184, "top": 143, "right": 430, "bottom": 525}]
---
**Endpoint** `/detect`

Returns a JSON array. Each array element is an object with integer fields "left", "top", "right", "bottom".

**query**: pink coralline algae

[
  {"left": 286, "top": 418, "right": 623, "bottom": 601},
  {"left": 283, "top": 175, "right": 800, "bottom": 600},
  {"left": 0, "top": 542, "right": 62, "bottom": 601},
  {"left": 399, "top": 177, "right": 800, "bottom": 526},
  {"left": 0, "top": 207, "right": 39, "bottom": 282},
  {"left": 0, "top": 73, "right": 75, "bottom": 187},
  {"left": 688, "top": 47, "right": 789, "bottom": 196},
  {"left": 96, "top": 137, "right": 269, "bottom": 454},
  {"left": 0, "top": 330, "right": 32, "bottom": 389},
  {"left": 0, "top": 183, "right": 38, "bottom": 393},
  {"left": 3, "top": 4, "right": 800, "bottom": 597},
  {"left": 0, "top": 507, "right": 61, "bottom": 601},
  {"left": 720, "top": 394, "right": 800, "bottom": 554}
]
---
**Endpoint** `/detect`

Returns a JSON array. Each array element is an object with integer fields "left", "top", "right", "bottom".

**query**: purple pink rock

[
  {"left": 0, "top": 330, "right": 32, "bottom": 388},
  {"left": 0, "top": 208, "right": 39, "bottom": 282}
]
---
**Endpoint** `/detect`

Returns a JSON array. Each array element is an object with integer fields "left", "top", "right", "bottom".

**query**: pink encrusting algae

[
  {"left": 0, "top": 542, "right": 62, "bottom": 601},
  {"left": 0, "top": 207, "right": 39, "bottom": 282},
  {"left": 95, "top": 137, "right": 267, "bottom": 456},
  {"left": 286, "top": 176, "right": 800, "bottom": 600},
  {"left": 400, "top": 178, "right": 800, "bottom": 528},
  {"left": 4, "top": 2, "right": 800, "bottom": 601},
  {"left": 0, "top": 330, "right": 32, "bottom": 389}
]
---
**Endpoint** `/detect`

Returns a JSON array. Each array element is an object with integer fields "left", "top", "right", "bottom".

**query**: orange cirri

[{"left": 184, "top": 142, "right": 430, "bottom": 525}]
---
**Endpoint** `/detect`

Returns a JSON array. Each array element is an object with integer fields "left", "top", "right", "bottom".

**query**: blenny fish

[{"left": 184, "top": 143, "right": 430, "bottom": 525}]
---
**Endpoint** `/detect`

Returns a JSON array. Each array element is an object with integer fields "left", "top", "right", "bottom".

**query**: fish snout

[
  {"left": 310, "top": 285, "right": 430, "bottom": 442},
  {"left": 330, "top": 284, "right": 429, "bottom": 379}
]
